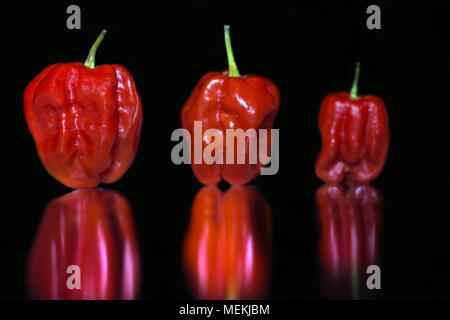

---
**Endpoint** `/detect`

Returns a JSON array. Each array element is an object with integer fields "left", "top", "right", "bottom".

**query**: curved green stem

[
  {"left": 84, "top": 29, "right": 107, "bottom": 69},
  {"left": 349, "top": 62, "right": 361, "bottom": 100},
  {"left": 224, "top": 25, "right": 240, "bottom": 77}
]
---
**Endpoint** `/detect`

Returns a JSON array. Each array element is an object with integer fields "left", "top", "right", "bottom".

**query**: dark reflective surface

[
  {"left": 26, "top": 189, "right": 141, "bottom": 300},
  {"left": 183, "top": 186, "right": 272, "bottom": 299},
  {"left": 316, "top": 184, "right": 383, "bottom": 299}
]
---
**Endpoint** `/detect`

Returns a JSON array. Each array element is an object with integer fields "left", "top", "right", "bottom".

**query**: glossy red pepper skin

[
  {"left": 181, "top": 71, "right": 280, "bottom": 185},
  {"left": 27, "top": 189, "right": 141, "bottom": 300},
  {"left": 315, "top": 92, "right": 389, "bottom": 184},
  {"left": 24, "top": 34, "right": 142, "bottom": 189},
  {"left": 183, "top": 186, "right": 272, "bottom": 299}
]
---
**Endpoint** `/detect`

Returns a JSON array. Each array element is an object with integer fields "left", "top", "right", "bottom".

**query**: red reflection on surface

[
  {"left": 183, "top": 186, "right": 272, "bottom": 299},
  {"left": 316, "top": 184, "right": 383, "bottom": 299},
  {"left": 27, "top": 189, "right": 141, "bottom": 300}
]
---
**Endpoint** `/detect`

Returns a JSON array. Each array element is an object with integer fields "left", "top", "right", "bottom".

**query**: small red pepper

[
  {"left": 27, "top": 189, "right": 141, "bottom": 300},
  {"left": 181, "top": 26, "right": 280, "bottom": 186},
  {"left": 315, "top": 63, "right": 389, "bottom": 184},
  {"left": 24, "top": 30, "right": 143, "bottom": 189}
]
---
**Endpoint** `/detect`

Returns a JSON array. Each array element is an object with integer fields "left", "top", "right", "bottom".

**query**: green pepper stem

[
  {"left": 224, "top": 25, "right": 240, "bottom": 77},
  {"left": 349, "top": 62, "right": 361, "bottom": 100},
  {"left": 84, "top": 29, "right": 107, "bottom": 69}
]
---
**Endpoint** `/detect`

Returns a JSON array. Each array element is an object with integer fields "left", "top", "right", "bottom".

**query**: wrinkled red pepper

[
  {"left": 24, "top": 30, "right": 143, "bottom": 189},
  {"left": 181, "top": 26, "right": 280, "bottom": 186},
  {"left": 316, "top": 184, "right": 383, "bottom": 299},
  {"left": 183, "top": 186, "right": 272, "bottom": 299},
  {"left": 27, "top": 189, "right": 141, "bottom": 300},
  {"left": 315, "top": 63, "right": 389, "bottom": 184}
]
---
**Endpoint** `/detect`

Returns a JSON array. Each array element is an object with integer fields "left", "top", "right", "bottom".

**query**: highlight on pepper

[
  {"left": 175, "top": 25, "right": 281, "bottom": 186},
  {"left": 23, "top": 30, "right": 143, "bottom": 189}
]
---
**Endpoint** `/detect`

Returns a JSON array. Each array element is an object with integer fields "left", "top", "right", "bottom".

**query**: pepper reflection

[
  {"left": 316, "top": 184, "right": 383, "bottom": 299},
  {"left": 27, "top": 189, "right": 141, "bottom": 300},
  {"left": 183, "top": 186, "right": 272, "bottom": 299}
]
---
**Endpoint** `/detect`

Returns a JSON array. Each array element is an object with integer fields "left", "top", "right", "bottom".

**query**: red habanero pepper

[
  {"left": 24, "top": 30, "right": 143, "bottom": 189},
  {"left": 315, "top": 63, "right": 389, "bottom": 184},
  {"left": 181, "top": 26, "right": 280, "bottom": 186}
]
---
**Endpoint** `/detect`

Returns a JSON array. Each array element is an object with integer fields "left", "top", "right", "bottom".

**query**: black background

[{"left": 1, "top": 0, "right": 449, "bottom": 300}]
